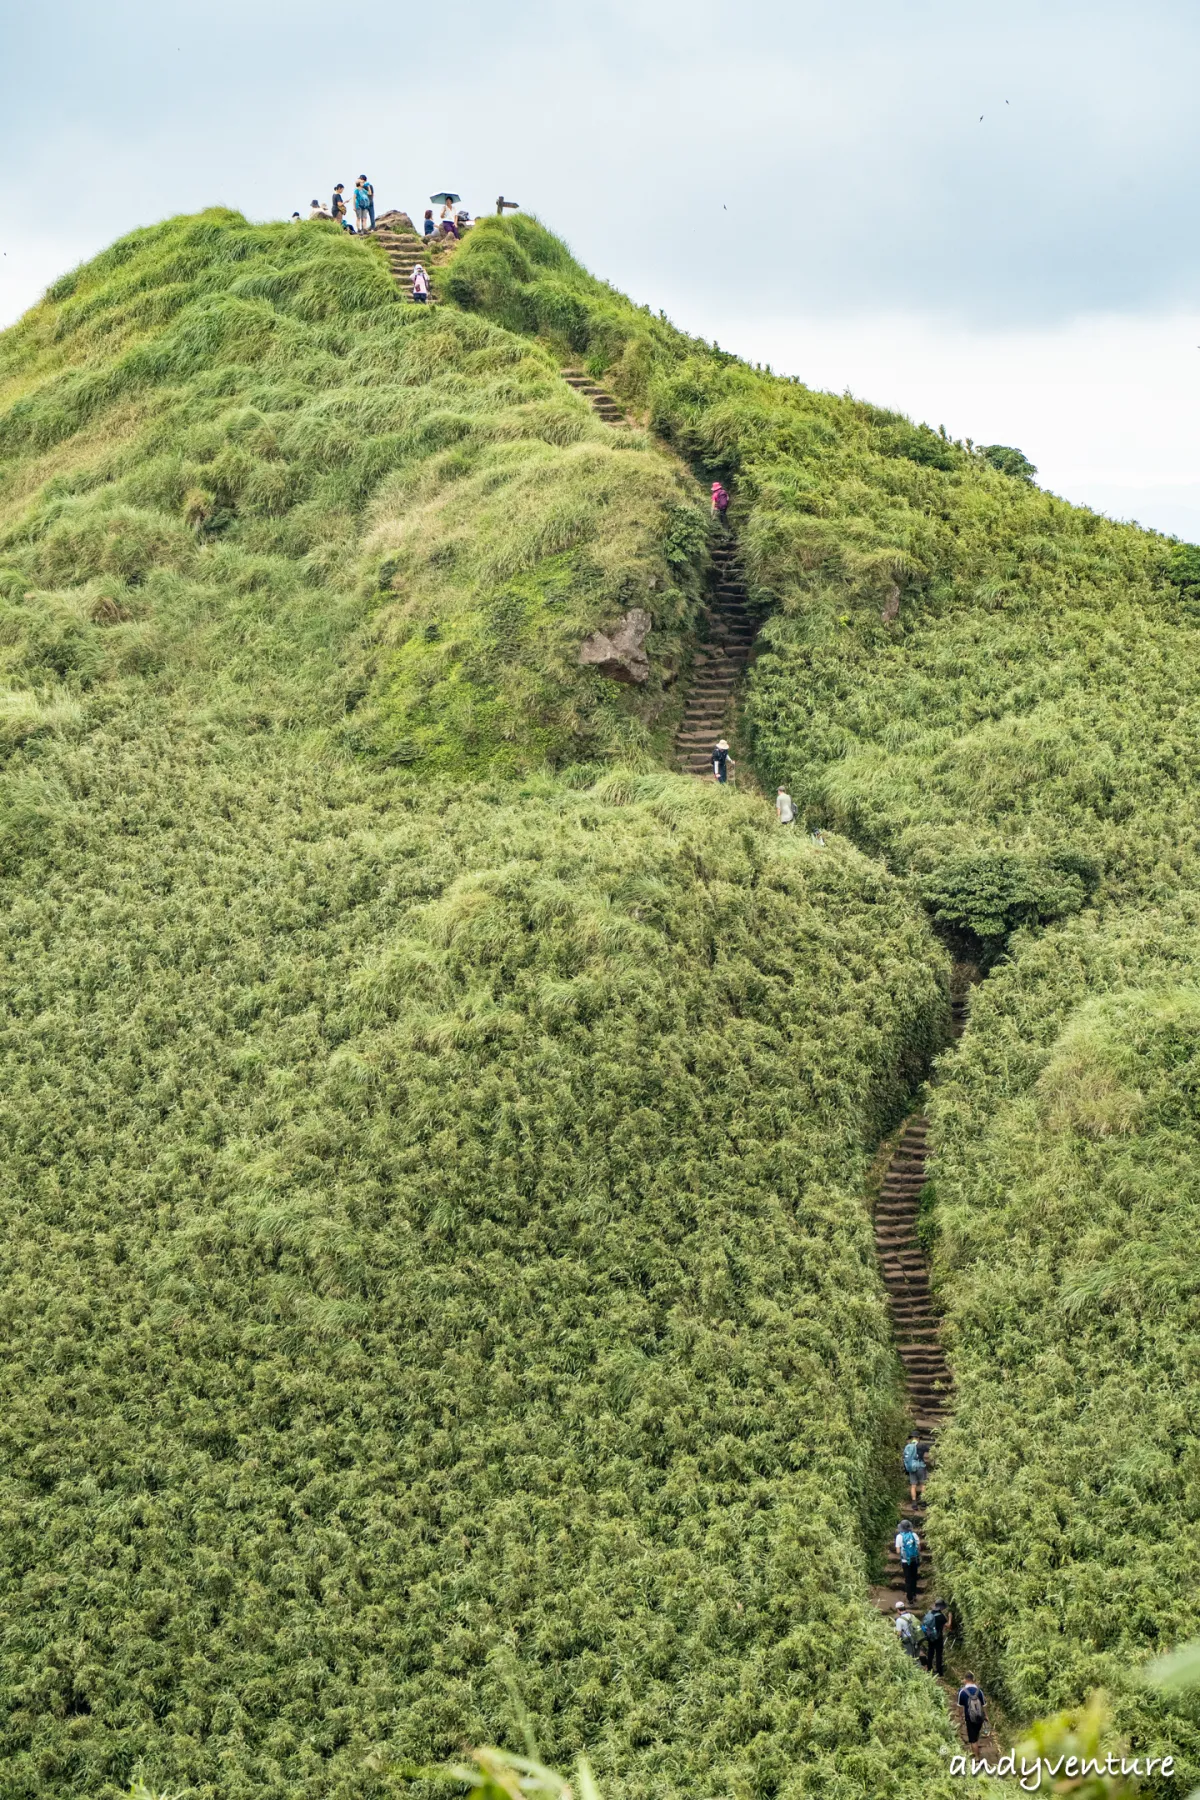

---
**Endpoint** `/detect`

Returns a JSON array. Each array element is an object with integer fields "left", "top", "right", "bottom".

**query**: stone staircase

[
  {"left": 674, "top": 539, "right": 756, "bottom": 777},
  {"left": 562, "top": 370, "right": 627, "bottom": 424},
  {"left": 872, "top": 978, "right": 976, "bottom": 1614},
  {"left": 874, "top": 1111, "right": 953, "bottom": 1610},
  {"left": 373, "top": 222, "right": 432, "bottom": 300}
]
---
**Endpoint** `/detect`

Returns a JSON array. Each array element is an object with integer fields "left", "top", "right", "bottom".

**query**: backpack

[
  {"left": 921, "top": 1608, "right": 941, "bottom": 1641},
  {"left": 714, "top": 485, "right": 729, "bottom": 513},
  {"left": 963, "top": 1686, "right": 985, "bottom": 1725},
  {"left": 903, "top": 1441, "right": 921, "bottom": 1475},
  {"left": 899, "top": 1528, "right": 919, "bottom": 1563}
]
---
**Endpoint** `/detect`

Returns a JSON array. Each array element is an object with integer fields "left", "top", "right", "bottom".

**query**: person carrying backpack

[
  {"left": 711, "top": 480, "right": 730, "bottom": 528},
  {"left": 957, "top": 1675, "right": 988, "bottom": 1750},
  {"left": 921, "top": 1598, "right": 952, "bottom": 1676},
  {"left": 354, "top": 178, "right": 372, "bottom": 232},
  {"left": 895, "top": 1517, "right": 921, "bottom": 1604},
  {"left": 893, "top": 1602, "right": 921, "bottom": 1660},
  {"left": 903, "top": 1433, "right": 928, "bottom": 1504},
  {"left": 411, "top": 264, "right": 430, "bottom": 304},
  {"left": 359, "top": 174, "right": 375, "bottom": 230}
]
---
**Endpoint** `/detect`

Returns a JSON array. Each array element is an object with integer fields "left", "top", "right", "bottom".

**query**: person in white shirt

[{"left": 776, "top": 787, "right": 796, "bottom": 824}]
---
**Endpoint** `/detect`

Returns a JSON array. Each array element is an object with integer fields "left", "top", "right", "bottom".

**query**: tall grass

[
  {"left": 0, "top": 213, "right": 972, "bottom": 1798},
  {"left": 0, "top": 209, "right": 708, "bottom": 777}
]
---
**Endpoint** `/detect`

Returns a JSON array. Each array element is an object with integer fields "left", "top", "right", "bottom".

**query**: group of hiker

[
  {"left": 892, "top": 1436, "right": 990, "bottom": 1748},
  {"left": 304, "top": 177, "right": 377, "bottom": 231},
  {"left": 296, "top": 184, "right": 473, "bottom": 305}
]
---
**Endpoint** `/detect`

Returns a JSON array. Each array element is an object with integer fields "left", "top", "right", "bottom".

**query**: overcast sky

[{"left": 4, "top": 0, "right": 1199, "bottom": 534}]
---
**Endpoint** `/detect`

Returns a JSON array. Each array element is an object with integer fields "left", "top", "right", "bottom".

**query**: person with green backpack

[{"left": 893, "top": 1601, "right": 921, "bottom": 1660}]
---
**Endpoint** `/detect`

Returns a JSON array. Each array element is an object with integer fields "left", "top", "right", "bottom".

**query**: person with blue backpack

[
  {"left": 895, "top": 1517, "right": 921, "bottom": 1604},
  {"left": 903, "top": 1433, "right": 929, "bottom": 1504}
]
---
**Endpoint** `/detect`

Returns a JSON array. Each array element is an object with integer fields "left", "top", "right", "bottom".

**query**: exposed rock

[
  {"left": 881, "top": 584, "right": 901, "bottom": 624},
  {"left": 578, "top": 608, "right": 653, "bottom": 685}
]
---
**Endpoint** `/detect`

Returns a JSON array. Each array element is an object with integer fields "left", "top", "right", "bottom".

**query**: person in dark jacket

[
  {"left": 895, "top": 1518, "right": 921, "bottom": 1604},
  {"left": 957, "top": 1675, "right": 988, "bottom": 1750},
  {"left": 712, "top": 738, "right": 735, "bottom": 784},
  {"left": 921, "top": 1598, "right": 952, "bottom": 1676}
]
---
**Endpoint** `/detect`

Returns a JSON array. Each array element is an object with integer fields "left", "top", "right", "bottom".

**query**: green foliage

[
  {"left": 0, "top": 210, "right": 708, "bottom": 777},
  {"left": 0, "top": 717, "right": 956, "bottom": 1795},
  {"left": 925, "top": 935, "right": 1200, "bottom": 1783},
  {"left": 1166, "top": 541, "right": 1200, "bottom": 607},
  {"left": 980, "top": 444, "right": 1037, "bottom": 482},
  {"left": 442, "top": 214, "right": 1200, "bottom": 1786},
  {"left": 919, "top": 848, "right": 1099, "bottom": 947}
]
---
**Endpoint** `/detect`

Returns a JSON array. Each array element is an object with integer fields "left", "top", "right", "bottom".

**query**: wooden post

[{"left": 495, "top": 196, "right": 520, "bottom": 216}]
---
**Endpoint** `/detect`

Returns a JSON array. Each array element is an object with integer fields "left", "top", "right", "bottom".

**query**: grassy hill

[
  {"left": 440, "top": 216, "right": 1200, "bottom": 1785},
  {"left": 0, "top": 212, "right": 968, "bottom": 1800},
  {"left": 5, "top": 204, "right": 1200, "bottom": 1796}
]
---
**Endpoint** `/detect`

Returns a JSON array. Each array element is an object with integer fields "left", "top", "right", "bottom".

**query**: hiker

[
  {"left": 811, "top": 828, "right": 826, "bottom": 846},
  {"left": 423, "top": 210, "right": 437, "bottom": 239},
  {"left": 331, "top": 184, "right": 347, "bottom": 224},
  {"left": 712, "top": 739, "right": 734, "bottom": 784},
  {"left": 455, "top": 208, "right": 472, "bottom": 231},
  {"left": 711, "top": 480, "right": 730, "bottom": 526},
  {"left": 921, "top": 1598, "right": 952, "bottom": 1677},
  {"left": 903, "top": 1433, "right": 928, "bottom": 1504},
  {"left": 957, "top": 1675, "right": 988, "bottom": 1751},
  {"left": 411, "top": 264, "right": 430, "bottom": 304},
  {"left": 290, "top": 211, "right": 301, "bottom": 222},
  {"left": 353, "top": 178, "right": 372, "bottom": 232},
  {"left": 893, "top": 1602, "right": 921, "bottom": 1660},
  {"left": 776, "top": 787, "right": 796, "bottom": 825},
  {"left": 309, "top": 199, "right": 332, "bottom": 220},
  {"left": 358, "top": 174, "right": 375, "bottom": 230},
  {"left": 895, "top": 1517, "right": 921, "bottom": 1604}
]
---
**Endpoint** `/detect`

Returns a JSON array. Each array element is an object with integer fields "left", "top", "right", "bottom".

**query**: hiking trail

[
  {"left": 561, "top": 372, "right": 759, "bottom": 780},
  {"left": 562, "top": 370, "right": 628, "bottom": 424},
  {"left": 373, "top": 214, "right": 437, "bottom": 300},
  {"left": 673, "top": 538, "right": 757, "bottom": 777},
  {"left": 871, "top": 983, "right": 969, "bottom": 1614}
]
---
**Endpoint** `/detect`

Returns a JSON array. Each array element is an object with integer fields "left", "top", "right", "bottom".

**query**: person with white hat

[{"left": 712, "top": 738, "right": 734, "bottom": 784}]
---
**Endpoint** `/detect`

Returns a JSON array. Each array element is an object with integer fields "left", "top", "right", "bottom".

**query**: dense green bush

[
  {"left": 925, "top": 915, "right": 1200, "bottom": 1779},
  {"left": 0, "top": 748, "right": 955, "bottom": 1798},
  {"left": 445, "top": 215, "right": 1200, "bottom": 1784},
  {"left": 0, "top": 213, "right": 977, "bottom": 1799},
  {"left": 919, "top": 848, "right": 1100, "bottom": 949}
]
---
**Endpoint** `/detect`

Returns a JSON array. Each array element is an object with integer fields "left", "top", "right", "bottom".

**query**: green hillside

[
  {"left": 3, "top": 205, "right": 1200, "bottom": 1797},
  {"left": 442, "top": 220, "right": 1200, "bottom": 1782},
  {"left": 0, "top": 212, "right": 962, "bottom": 1800}
]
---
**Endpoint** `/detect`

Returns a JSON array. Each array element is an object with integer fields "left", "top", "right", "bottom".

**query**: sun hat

[{"left": 716, "top": 739, "right": 729, "bottom": 750}]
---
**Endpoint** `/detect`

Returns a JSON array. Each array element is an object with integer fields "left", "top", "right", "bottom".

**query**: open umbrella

[{"left": 429, "top": 192, "right": 461, "bottom": 205}]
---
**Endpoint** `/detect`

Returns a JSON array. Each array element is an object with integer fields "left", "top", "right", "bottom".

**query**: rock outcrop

[{"left": 578, "top": 608, "right": 653, "bottom": 685}]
